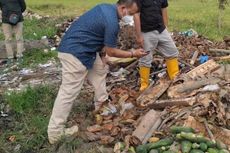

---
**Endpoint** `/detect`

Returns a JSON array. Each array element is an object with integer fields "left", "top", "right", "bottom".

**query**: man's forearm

[
  {"left": 162, "top": 8, "right": 168, "bottom": 27},
  {"left": 134, "top": 13, "right": 142, "bottom": 36},
  {"left": 104, "top": 47, "right": 132, "bottom": 58}
]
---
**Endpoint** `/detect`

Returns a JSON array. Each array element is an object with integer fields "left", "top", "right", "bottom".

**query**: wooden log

[
  {"left": 0, "top": 39, "right": 49, "bottom": 59},
  {"left": 137, "top": 79, "right": 171, "bottom": 107},
  {"left": 148, "top": 97, "right": 197, "bottom": 109},
  {"left": 214, "top": 55, "right": 230, "bottom": 61},
  {"left": 190, "top": 51, "right": 199, "bottom": 65},
  {"left": 185, "top": 59, "right": 220, "bottom": 79},
  {"left": 209, "top": 48, "right": 230, "bottom": 56},
  {"left": 177, "top": 77, "right": 221, "bottom": 93}
]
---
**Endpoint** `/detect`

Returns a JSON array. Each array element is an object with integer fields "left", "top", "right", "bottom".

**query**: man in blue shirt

[{"left": 48, "top": 0, "right": 147, "bottom": 144}]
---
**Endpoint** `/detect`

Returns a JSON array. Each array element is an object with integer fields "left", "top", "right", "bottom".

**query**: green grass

[
  {"left": 1, "top": 85, "right": 58, "bottom": 153},
  {"left": 0, "top": 84, "right": 94, "bottom": 153},
  {"left": 27, "top": 0, "right": 115, "bottom": 17},
  {"left": 19, "top": 49, "right": 58, "bottom": 68},
  {"left": 168, "top": 0, "right": 230, "bottom": 40},
  {"left": 26, "top": 0, "right": 229, "bottom": 40}
]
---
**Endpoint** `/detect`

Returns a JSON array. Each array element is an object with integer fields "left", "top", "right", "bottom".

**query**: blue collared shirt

[{"left": 58, "top": 4, "right": 119, "bottom": 69}]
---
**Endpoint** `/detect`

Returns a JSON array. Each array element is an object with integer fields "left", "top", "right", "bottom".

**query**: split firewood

[
  {"left": 142, "top": 117, "right": 162, "bottom": 144},
  {"left": 190, "top": 51, "right": 199, "bottom": 65},
  {"left": 185, "top": 59, "right": 220, "bottom": 79},
  {"left": 132, "top": 110, "right": 162, "bottom": 144},
  {"left": 177, "top": 78, "right": 220, "bottom": 93},
  {"left": 167, "top": 77, "right": 221, "bottom": 98},
  {"left": 203, "top": 119, "right": 215, "bottom": 142},
  {"left": 137, "top": 79, "right": 171, "bottom": 107},
  {"left": 148, "top": 97, "right": 197, "bottom": 109}
]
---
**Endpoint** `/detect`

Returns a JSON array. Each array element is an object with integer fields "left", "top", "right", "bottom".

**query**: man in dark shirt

[
  {"left": 48, "top": 0, "right": 147, "bottom": 144},
  {"left": 134, "top": 0, "right": 179, "bottom": 91},
  {"left": 0, "top": 0, "right": 26, "bottom": 65}
]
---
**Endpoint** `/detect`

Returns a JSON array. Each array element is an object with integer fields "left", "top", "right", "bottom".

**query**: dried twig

[{"left": 204, "top": 120, "right": 216, "bottom": 142}]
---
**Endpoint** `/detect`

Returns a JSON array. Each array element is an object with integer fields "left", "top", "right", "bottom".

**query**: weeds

[
  {"left": 1, "top": 85, "right": 57, "bottom": 153},
  {"left": 19, "top": 49, "right": 58, "bottom": 68}
]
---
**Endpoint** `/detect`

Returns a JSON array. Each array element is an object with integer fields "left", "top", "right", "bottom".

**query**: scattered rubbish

[
  {"left": 179, "top": 29, "right": 198, "bottom": 37},
  {"left": 50, "top": 47, "right": 56, "bottom": 51},
  {"left": 199, "top": 54, "right": 209, "bottom": 64},
  {"left": 110, "top": 68, "right": 130, "bottom": 77},
  {"left": 38, "top": 62, "right": 53, "bottom": 68},
  {"left": 101, "top": 103, "right": 117, "bottom": 116},
  {"left": 201, "top": 84, "right": 220, "bottom": 92},
  {"left": 120, "top": 102, "right": 135, "bottom": 115},
  {"left": 19, "top": 68, "right": 34, "bottom": 75}
]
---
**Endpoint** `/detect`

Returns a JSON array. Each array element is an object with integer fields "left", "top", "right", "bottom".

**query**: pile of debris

[
  {"left": 0, "top": 59, "right": 61, "bottom": 94},
  {"left": 83, "top": 55, "right": 230, "bottom": 149}
]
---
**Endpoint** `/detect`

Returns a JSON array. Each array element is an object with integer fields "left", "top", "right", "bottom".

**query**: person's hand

[
  {"left": 133, "top": 48, "right": 148, "bottom": 58},
  {"left": 136, "top": 34, "right": 144, "bottom": 48}
]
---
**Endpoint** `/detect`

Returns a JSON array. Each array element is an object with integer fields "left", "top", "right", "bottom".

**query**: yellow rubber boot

[
  {"left": 139, "top": 66, "right": 150, "bottom": 91},
  {"left": 166, "top": 58, "right": 179, "bottom": 80}
]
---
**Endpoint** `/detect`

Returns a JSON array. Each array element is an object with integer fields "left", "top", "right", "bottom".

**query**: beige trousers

[
  {"left": 2, "top": 22, "right": 24, "bottom": 58},
  {"left": 48, "top": 52, "right": 108, "bottom": 136}
]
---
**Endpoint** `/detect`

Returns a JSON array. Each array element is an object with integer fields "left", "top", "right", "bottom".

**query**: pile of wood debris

[
  {"left": 84, "top": 57, "right": 230, "bottom": 148},
  {"left": 52, "top": 19, "right": 230, "bottom": 151}
]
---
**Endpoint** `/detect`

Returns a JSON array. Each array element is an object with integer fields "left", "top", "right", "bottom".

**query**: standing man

[
  {"left": 48, "top": 0, "right": 147, "bottom": 144},
  {"left": 0, "top": 0, "right": 26, "bottom": 65},
  {"left": 134, "top": 0, "right": 179, "bottom": 91}
]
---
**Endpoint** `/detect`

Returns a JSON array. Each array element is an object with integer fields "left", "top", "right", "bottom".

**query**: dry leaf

[
  {"left": 85, "top": 132, "right": 101, "bottom": 141},
  {"left": 100, "top": 135, "right": 115, "bottom": 144},
  {"left": 87, "top": 125, "right": 102, "bottom": 133},
  {"left": 8, "top": 135, "right": 16, "bottom": 142},
  {"left": 111, "top": 127, "right": 121, "bottom": 136},
  {"left": 103, "top": 123, "right": 114, "bottom": 131}
]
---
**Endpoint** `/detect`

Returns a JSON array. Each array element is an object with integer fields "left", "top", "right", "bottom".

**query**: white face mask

[{"left": 121, "top": 8, "right": 134, "bottom": 25}]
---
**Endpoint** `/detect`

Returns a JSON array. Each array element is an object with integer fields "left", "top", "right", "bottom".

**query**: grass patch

[
  {"left": 0, "top": 85, "right": 58, "bottom": 153},
  {"left": 27, "top": 0, "right": 115, "bottom": 17},
  {"left": 168, "top": 0, "right": 230, "bottom": 40},
  {"left": 25, "top": 0, "right": 230, "bottom": 40},
  {"left": 23, "top": 18, "right": 59, "bottom": 40},
  {"left": 19, "top": 49, "right": 58, "bottom": 68},
  {"left": 5, "top": 85, "right": 56, "bottom": 115},
  {"left": 0, "top": 17, "right": 60, "bottom": 41},
  {"left": 0, "top": 84, "right": 96, "bottom": 153}
]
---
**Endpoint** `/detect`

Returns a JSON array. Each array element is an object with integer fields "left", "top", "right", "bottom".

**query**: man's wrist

[{"left": 130, "top": 51, "right": 134, "bottom": 58}]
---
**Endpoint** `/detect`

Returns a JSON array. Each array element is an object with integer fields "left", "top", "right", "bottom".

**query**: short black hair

[{"left": 117, "top": 0, "right": 140, "bottom": 10}]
